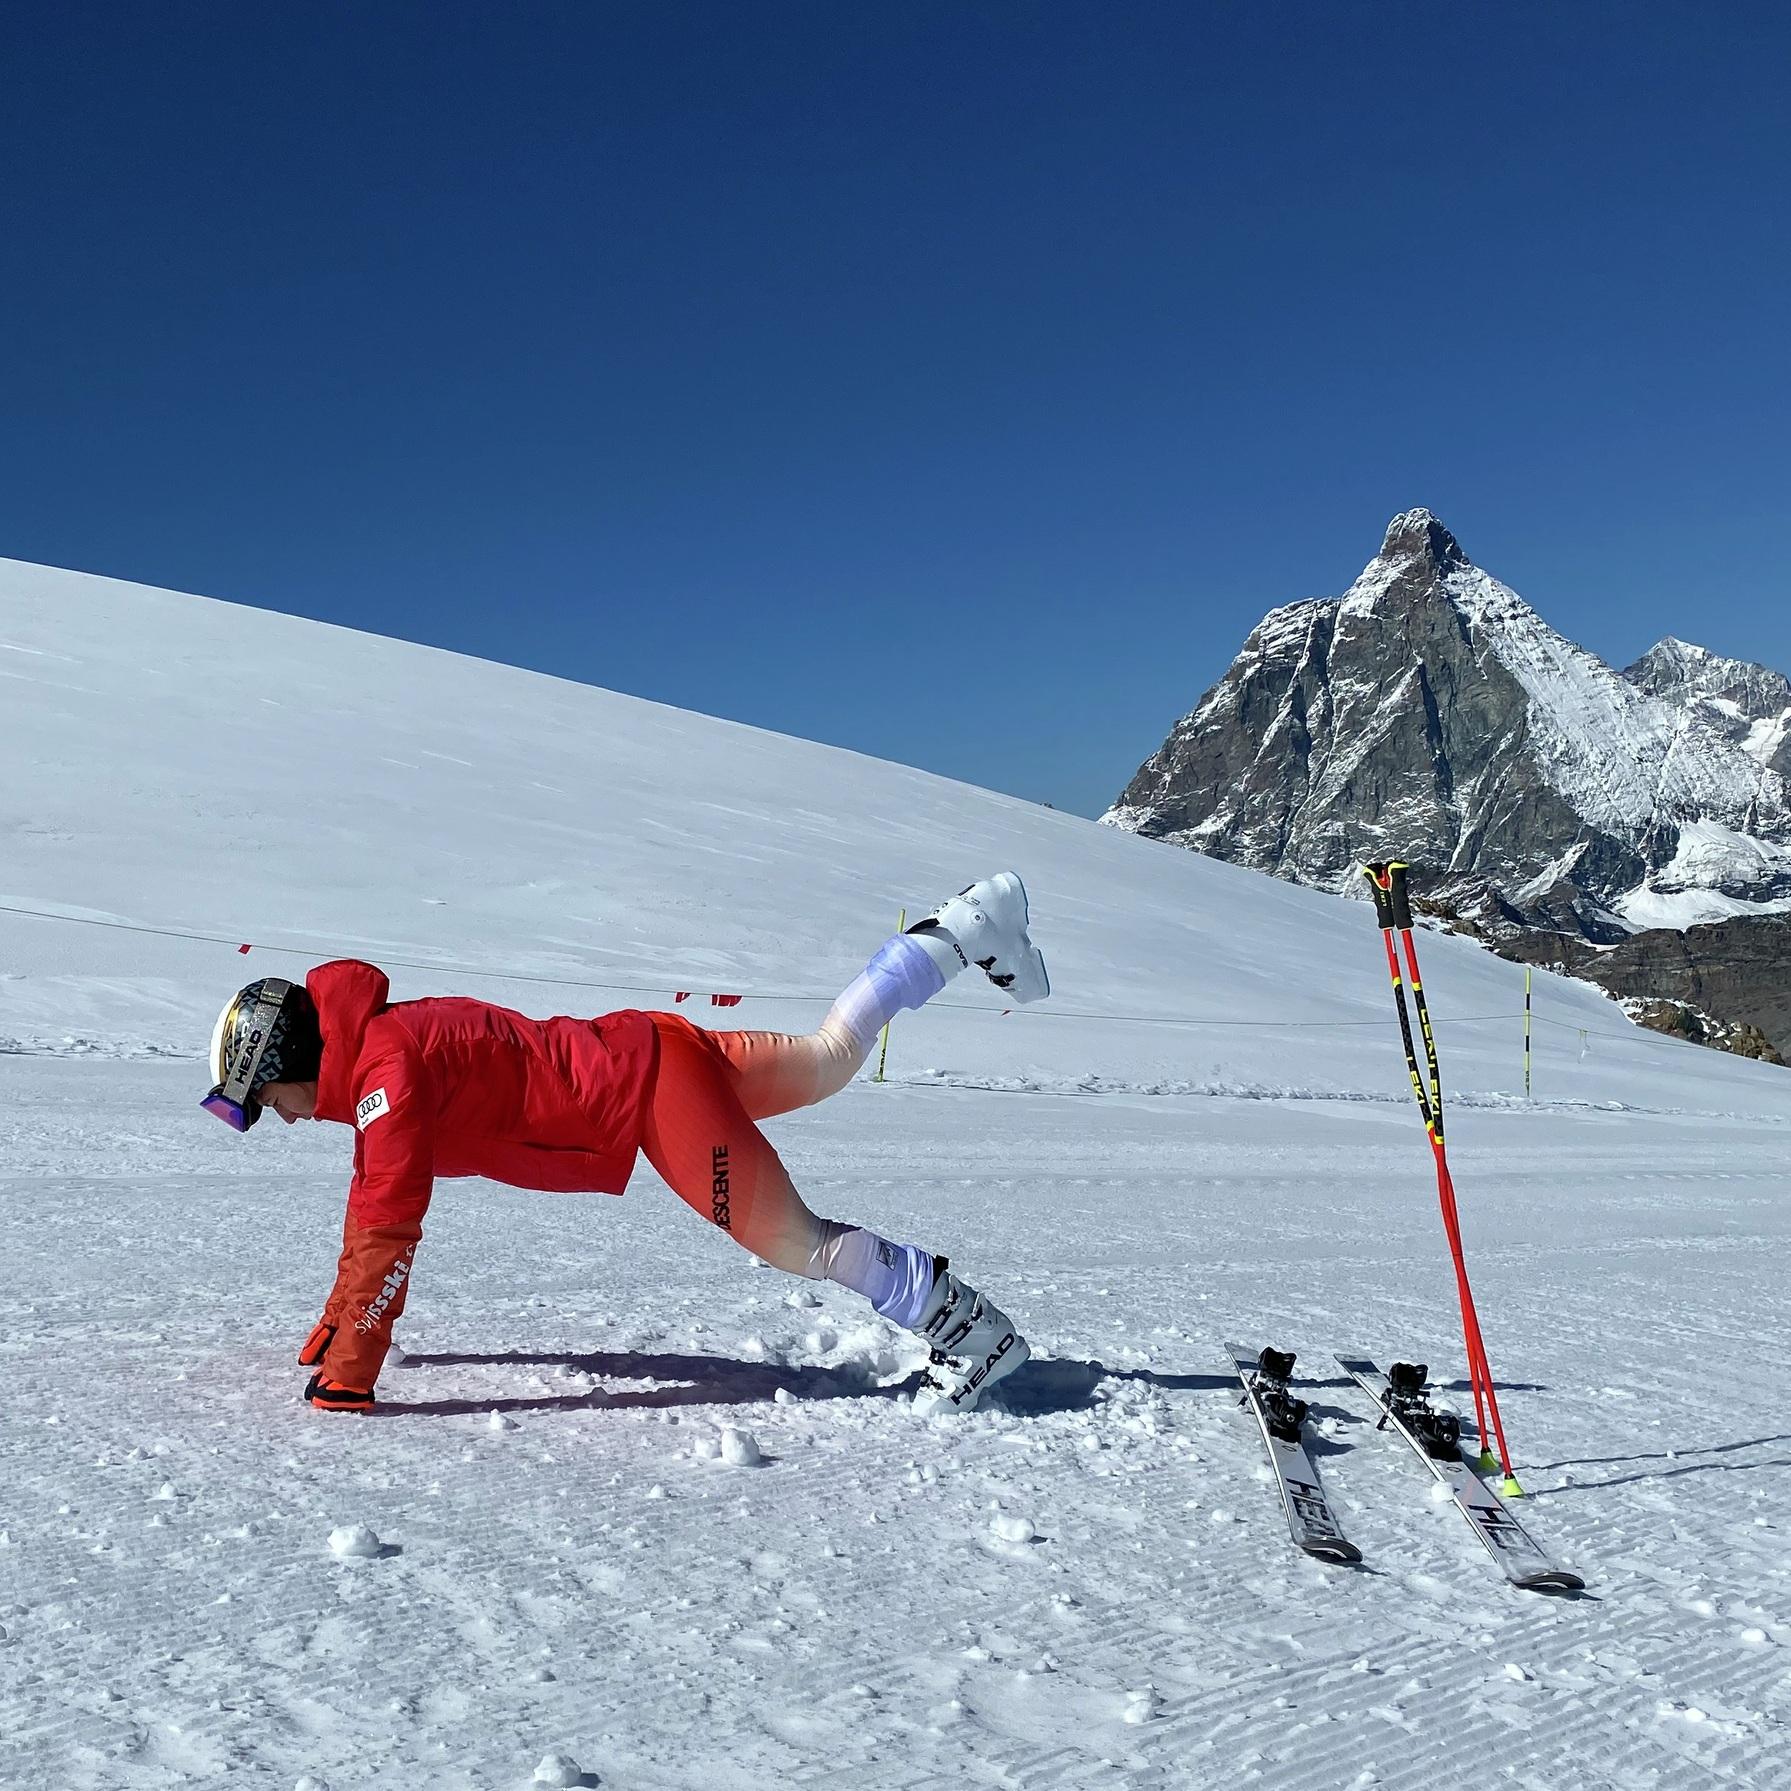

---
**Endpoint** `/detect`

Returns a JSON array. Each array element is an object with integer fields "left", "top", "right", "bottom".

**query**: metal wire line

[{"left": 0, "top": 895, "right": 1540, "bottom": 1038}]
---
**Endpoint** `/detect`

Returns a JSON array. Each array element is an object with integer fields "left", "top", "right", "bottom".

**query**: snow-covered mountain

[
  {"left": 8, "top": 554, "right": 1791, "bottom": 1791},
  {"left": 1103, "top": 510, "right": 1791, "bottom": 937},
  {"left": 1625, "top": 635, "right": 1791, "bottom": 777}
]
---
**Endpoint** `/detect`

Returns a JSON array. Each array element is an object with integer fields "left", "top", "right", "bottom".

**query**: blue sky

[{"left": 3, "top": 3, "right": 1786, "bottom": 816}]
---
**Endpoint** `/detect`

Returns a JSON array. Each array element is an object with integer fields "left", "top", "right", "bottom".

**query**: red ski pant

[{"left": 639, "top": 1013, "right": 866, "bottom": 1276}]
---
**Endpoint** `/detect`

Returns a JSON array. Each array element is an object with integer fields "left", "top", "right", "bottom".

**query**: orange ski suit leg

[
  {"left": 636, "top": 928, "right": 953, "bottom": 1313},
  {"left": 705, "top": 924, "right": 953, "bottom": 1121},
  {"left": 640, "top": 1015, "right": 850, "bottom": 1277},
  {"left": 705, "top": 1013, "right": 867, "bottom": 1121}
]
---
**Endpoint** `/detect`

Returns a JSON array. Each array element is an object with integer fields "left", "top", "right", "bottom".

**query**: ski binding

[
  {"left": 1336, "top": 1354, "right": 1583, "bottom": 1593},
  {"left": 1226, "top": 1342, "right": 1361, "bottom": 1565}
]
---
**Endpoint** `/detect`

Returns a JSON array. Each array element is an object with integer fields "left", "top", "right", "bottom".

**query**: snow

[
  {"left": 1745, "top": 709, "right": 1791, "bottom": 765},
  {"left": 6, "top": 556, "right": 1791, "bottom": 1788},
  {"left": 991, "top": 1511, "right": 1037, "bottom": 1545},
  {"left": 533, "top": 1754, "right": 592, "bottom": 1787},
  {"left": 718, "top": 1426, "right": 764, "bottom": 1467},
  {"left": 1434, "top": 565, "right": 1788, "bottom": 846},
  {"left": 1611, "top": 883, "right": 1791, "bottom": 930},
  {"left": 1246, "top": 596, "right": 1333, "bottom": 663},
  {"left": 1613, "top": 819, "right": 1791, "bottom": 929},
  {"left": 1628, "top": 636, "right": 1791, "bottom": 770}
]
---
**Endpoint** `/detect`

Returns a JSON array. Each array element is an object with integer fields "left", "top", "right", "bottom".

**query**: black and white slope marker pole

[
  {"left": 1362, "top": 860, "right": 1519, "bottom": 1493},
  {"left": 1225, "top": 1343, "right": 1361, "bottom": 1565},
  {"left": 1336, "top": 1355, "right": 1582, "bottom": 1592}
]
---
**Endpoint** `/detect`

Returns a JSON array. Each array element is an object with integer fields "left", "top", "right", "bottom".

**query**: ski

[
  {"left": 1225, "top": 1343, "right": 1361, "bottom": 1565},
  {"left": 1336, "top": 1355, "right": 1583, "bottom": 1592}
]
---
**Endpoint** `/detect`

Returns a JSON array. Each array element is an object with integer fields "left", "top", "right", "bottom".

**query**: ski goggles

[{"left": 199, "top": 978, "right": 292, "bottom": 1132}]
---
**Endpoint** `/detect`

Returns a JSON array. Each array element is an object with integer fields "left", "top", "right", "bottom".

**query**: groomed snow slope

[{"left": 5, "top": 558, "right": 1790, "bottom": 1790}]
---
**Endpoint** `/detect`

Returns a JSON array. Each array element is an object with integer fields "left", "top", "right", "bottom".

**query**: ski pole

[
  {"left": 874, "top": 908, "right": 905, "bottom": 1083},
  {"left": 1360, "top": 881, "right": 1490, "bottom": 1444},
  {"left": 1524, "top": 966, "right": 1533, "bottom": 1100},
  {"left": 1377, "top": 908, "right": 1496, "bottom": 1462},
  {"left": 1378, "top": 892, "right": 1499, "bottom": 1472},
  {"left": 1396, "top": 878, "right": 1516, "bottom": 1487},
  {"left": 1362, "top": 862, "right": 1520, "bottom": 1493},
  {"left": 1389, "top": 900, "right": 1519, "bottom": 1481},
  {"left": 1380, "top": 868, "right": 1508, "bottom": 1478}
]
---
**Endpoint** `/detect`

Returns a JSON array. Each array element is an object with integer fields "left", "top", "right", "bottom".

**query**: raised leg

[{"left": 712, "top": 929, "right": 953, "bottom": 1120}]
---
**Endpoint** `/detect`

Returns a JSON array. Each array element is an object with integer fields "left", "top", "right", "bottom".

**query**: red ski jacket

[{"left": 301, "top": 959, "right": 660, "bottom": 1393}]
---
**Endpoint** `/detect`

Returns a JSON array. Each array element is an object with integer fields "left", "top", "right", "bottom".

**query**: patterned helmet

[{"left": 202, "top": 978, "right": 323, "bottom": 1130}]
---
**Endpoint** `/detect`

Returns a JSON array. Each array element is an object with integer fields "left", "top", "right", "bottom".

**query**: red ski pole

[
  {"left": 1363, "top": 861, "right": 1524, "bottom": 1495},
  {"left": 1370, "top": 916, "right": 1496, "bottom": 1462},
  {"left": 1395, "top": 917, "right": 1514, "bottom": 1478}
]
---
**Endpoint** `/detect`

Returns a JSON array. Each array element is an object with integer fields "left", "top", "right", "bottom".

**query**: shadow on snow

[
  {"left": 378, "top": 1350, "right": 1243, "bottom": 1419},
  {"left": 375, "top": 1351, "right": 1561, "bottom": 1437}
]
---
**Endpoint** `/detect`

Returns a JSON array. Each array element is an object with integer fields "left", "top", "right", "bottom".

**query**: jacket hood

[{"left": 308, "top": 959, "right": 392, "bottom": 1123}]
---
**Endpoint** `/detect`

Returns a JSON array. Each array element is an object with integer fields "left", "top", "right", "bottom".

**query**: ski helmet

[{"left": 200, "top": 977, "right": 323, "bottom": 1131}]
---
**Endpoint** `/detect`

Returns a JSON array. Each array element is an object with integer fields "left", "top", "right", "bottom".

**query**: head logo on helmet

[{"left": 200, "top": 978, "right": 323, "bottom": 1131}]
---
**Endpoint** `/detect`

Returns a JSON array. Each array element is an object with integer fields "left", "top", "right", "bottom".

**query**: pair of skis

[{"left": 1226, "top": 1343, "right": 1583, "bottom": 1592}]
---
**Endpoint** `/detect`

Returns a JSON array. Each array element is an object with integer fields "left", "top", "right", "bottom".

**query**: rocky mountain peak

[
  {"left": 1627, "top": 635, "right": 1789, "bottom": 700},
  {"left": 1625, "top": 635, "right": 1791, "bottom": 775},
  {"left": 1104, "top": 513, "right": 1791, "bottom": 940},
  {"left": 1642, "top": 635, "right": 1704, "bottom": 666},
  {"left": 1376, "top": 508, "right": 1467, "bottom": 574}
]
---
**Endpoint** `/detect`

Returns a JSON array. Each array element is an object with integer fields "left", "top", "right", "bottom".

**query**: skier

[{"left": 200, "top": 874, "right": 1050, "bottom": 1417}]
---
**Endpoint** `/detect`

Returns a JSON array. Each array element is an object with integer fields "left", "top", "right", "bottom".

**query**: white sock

[
  {"left": 821, "top": 932, "right": 954, "bottom": 1056},
  {"left": 814, "top": 1226, "right": 938, "bottom": 1328}
]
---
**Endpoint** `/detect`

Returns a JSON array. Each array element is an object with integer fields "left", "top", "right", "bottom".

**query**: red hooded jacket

[{"left": 303, "top": 959, "right": 659, "bottom": 1391}]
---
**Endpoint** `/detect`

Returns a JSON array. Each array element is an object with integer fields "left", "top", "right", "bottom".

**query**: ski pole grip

[{"left": 1363, "top": 860, "right": 1415, "bottom": 931}]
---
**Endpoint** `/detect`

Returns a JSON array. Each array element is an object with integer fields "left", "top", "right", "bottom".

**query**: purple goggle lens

[{"left": 200, "top": 1086, "right": 260, "bottom": 1131}]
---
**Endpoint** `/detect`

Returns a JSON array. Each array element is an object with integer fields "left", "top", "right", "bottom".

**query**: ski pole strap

[{"left": 1363, "top": 861, "right": 1414, "bottom": 932}]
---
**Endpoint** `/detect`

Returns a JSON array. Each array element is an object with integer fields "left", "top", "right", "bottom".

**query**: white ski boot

[
  {"left": 909, "top": 1259, "right": 1031, "bottom": 1416},
  {"left": 907, "top": 871, "right": 1050, "bottom": 1004}
]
